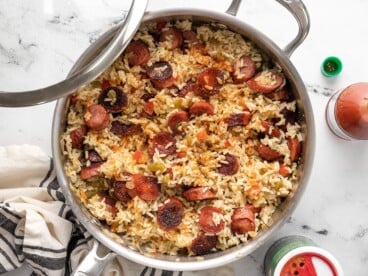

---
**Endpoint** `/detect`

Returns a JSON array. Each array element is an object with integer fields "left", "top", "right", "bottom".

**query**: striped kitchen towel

[{"left": 0, "top": 145, "right": 234, "bottom": 276}]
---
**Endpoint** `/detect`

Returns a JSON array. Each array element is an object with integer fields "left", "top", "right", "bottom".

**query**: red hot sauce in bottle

[{"left": 326, "top": 82, "right": 368, "bottom": 140}]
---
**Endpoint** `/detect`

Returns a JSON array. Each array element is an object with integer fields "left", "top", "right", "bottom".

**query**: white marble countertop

[{"left": 1, "top": 0, "right": 367, "bottom": 275}]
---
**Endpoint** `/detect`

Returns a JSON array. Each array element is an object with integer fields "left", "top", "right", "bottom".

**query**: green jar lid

[{"left": 321, "top": 56, "right": 343, "bottom": 77}]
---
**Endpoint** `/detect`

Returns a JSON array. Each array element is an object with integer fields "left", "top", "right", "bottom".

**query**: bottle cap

[{"left": 321, "top": 56, "right": 343, "bottom": 77}]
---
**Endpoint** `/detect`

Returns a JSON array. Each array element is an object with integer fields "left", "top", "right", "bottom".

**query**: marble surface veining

[{"left": 1, "top": 0, "right": 368, "bottom": 275}]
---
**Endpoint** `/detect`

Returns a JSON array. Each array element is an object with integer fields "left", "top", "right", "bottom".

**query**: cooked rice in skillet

[{"left": 61, "top": 19, "right": 304, "bottom": 256}]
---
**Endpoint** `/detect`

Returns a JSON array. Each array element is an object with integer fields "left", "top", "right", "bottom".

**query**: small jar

[
  {"left": 264, "top": 235, "right": 344, "bottom": 276},
  {"left": 325, "top": 82, "right": 368, "bottom": 140}
]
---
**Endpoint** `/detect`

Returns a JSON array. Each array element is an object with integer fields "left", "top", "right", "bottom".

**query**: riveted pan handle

[
  {"left": 72, "top": 240, "right": 117, "bottom": 276},
  {"left": 226, "top": 0, "right": 310, "bottom": 57}
]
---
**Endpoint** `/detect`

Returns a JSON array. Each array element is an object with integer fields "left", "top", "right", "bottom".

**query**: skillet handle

[
  {"left": 225, "top": 0, "right": 310, "bottom": 57},
  {"left": 71, "top": 240, "right": 117, "bottom": 276},
  {"left": 275, "top": 0, "right": 310, "bottom": 57}
]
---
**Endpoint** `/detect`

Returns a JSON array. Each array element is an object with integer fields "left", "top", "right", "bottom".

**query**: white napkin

[{"left": 0, "top": 145, "right": 234, "bottom": 276}]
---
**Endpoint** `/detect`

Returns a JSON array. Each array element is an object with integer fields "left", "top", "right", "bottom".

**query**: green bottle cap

[{"left": 321, "top": 56, "right": 343, "bottom": 77}]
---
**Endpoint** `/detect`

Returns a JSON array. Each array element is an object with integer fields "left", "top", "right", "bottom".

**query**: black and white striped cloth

[{"left": 0, "top": 145, "right": 233, "bottom": 276}]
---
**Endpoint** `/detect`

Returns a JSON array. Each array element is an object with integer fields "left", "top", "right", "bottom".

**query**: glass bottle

[{"left": 326, "top": 82, "right": 368, "bottom": 140}]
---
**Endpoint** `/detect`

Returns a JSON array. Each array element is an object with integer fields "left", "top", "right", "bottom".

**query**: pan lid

[{"left": 0, "top": 0, "right": 147, "bottom": 107}]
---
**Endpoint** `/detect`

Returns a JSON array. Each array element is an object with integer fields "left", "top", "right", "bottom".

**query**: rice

[{"left": 61, "top": 19, "right": 304, "bottom": 256}]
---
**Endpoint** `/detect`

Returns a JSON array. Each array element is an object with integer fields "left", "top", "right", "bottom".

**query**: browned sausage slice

[
  {"left": 149, "top": 132, "right": 177, "bottom": 156},
  {"left": 70, "top": 125, "right": 87, "bottom": 149},
  {"left": 100, "top": 195, "right": 117, "bottom": 214},
  {"left": 183, "top": 187, "right": 217, "bottom": 201},
  {"left": 159, "top": 27, "right": 183, "bottom": 50},
  {"left": 231, "top": 218, "right": 255, "bottom": 235},
  {"left": 232, "top": 206, "right": 254, "bottom": 221},
  {"left": 110, "top": 121, "right": 142, "bottom": 137},
  {"left": 260, "top": 120, "right": 281, "bottom": 138},
  {"left": 196, "top": 68, "right": 224, "bottom": 97},
  {"left": 84, "top": 104, "right": 110, "bottom": 131},
  {"left": 190, "top": 235, "right": 218, "bottom": 256},
  {"left": 183, "top": 30, "right": 198, "bottom": 43},
  {"left": 132, "top": 174, "right": 160, "bottom": 201},
  {"left": 147, "top": 61, "right": 175, "bottom": 89},
  {"left": 80, "top": 162, "right": 103, "bottom": 180},
  {"left": 199, "top": 206, "right": 225, "bottom": 234},
  {"left": 231, "top": 206, "right": 255, "bottom": 234},
  {"left": 247, "top": 71, "right": 285, "bottom": 93},
  {"left": 225, "top": 112, "right": 251, "bottom": 127},
  {"left": 86, "top": 149, "right": 103, "bottom": 163},
  {"left": 113, "top": 181, "right": 131, "bottom": 203},
  {"left": 157, "top": 198, "right": 184, "bottom": 230},
  {"left": 218, "top": 153, "right": 239, "bottom": 175},
  {"left": 232, "top": 55, "right": 256, "bottom": 83},
  {"left": 140, "top": 91, "right": 155, "bottom": 102},
  {"left": 264, "top": 88, "right": 291, "bottom": 101},
  {"left": 257, "top": 144, "right": 282, "bottom": 161},
  {"left": 168, "top": 111, "right": 189, "bottom": 133},
  {"left": 177, "top": 83, "right": 201, "bottom": 97},
  {"left": 124, "top": 40, "right": 150, "bottom": 66},
  {"left": 189, "top": 102, "right": 215, "bottom": 116},
  {"left": 288, "top": 137, "right": 301, "bottom": 162},
  {"left": 98, "top": 86, "right": 128, "bottom": 113}
]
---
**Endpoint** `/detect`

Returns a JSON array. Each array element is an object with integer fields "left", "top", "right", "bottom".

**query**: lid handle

[{"left": 0, "top": 0, "right": 148, "bottom": 107}]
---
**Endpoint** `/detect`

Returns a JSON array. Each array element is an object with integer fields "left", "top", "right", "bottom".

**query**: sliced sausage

[
  {"left": 98, "top": 86, "right": 128, "bottom": 113},
  {"left": 218, "top": 153, "right": 239, "bottom": 175},
  {"left": 124, "top": 40, "right": 150, "bottom": 66},
  {"left": 225, "top": 112, "right": 251, "bottom": 127},
  {"left": 183, "top": 30, "right": 198, "bottom": 44},
  {"left": 132, "top": 174, "right": 160, "bottom": 201},
  {"left": 168, "top": 111, "right": 189, "bottom": 133},
  {"left": 190, "top": 235, "right": 218, "bottom": 256},
  {"left": 101, "top": 80, "right": 111, "bottom": 90},
  {"left": 247, "top": 71, "right": 285, "bottom": 93},
  {"left": 177, "top": 83, "right": 201, "bottom": 97},
  {"left": 288, "top": 137, "right": 301, "bottom": 162},
  {"left": 189, "top": 102, "right": 215, "bottom": 116},
  {"left": 69, "top": 94, "right": 78, "bottom": 106},
  {"left": 110, "top": 121, "right": 142, "bottom": 137},
  {"left": 113, "top": 180, "right": 131, "bottom": 203},
  {"left": 231, "top": 217, "right": 255, "bottom": 235},
  {"left": 199, "top": 206, "right": 225, "bottom": 234},
  {"left": 149, "top": 132, "right": 177, "bottom": 156},
  {"left": 159, "top": 27, "right": 183, "bottom": 50},
  {"left": 80, "top": 162, "right": 103, "bottom": 180},
  {"left": 84, "top": 104, "right": 110, "bottom": 131},
  {"left": 157, "top": 198, "right": 184, "bottom": 230},
  {"left": 196, "top": 68, "right": 224, "bottom": 97},
  {"left": 140, "top": 91, "right": 155, "bottom": 102},
  {"left": 100, "top": 195, "right": 117, "bottom": 214},
  {"left": 156, "top": 21, "right": 167, "bottom": 31},
  {"left": 260, "top": 120, "right": 281, "bottom": 138},
  {"left": 257, "top": 144, "right": 282, "bottom": 161},
  {"left": 281, "top": 108, "right": 298, "bottom": 126},
  {"left": 232, "top": 206, "right": 255, "bottom": 222},
  {"left": 86, "top": 149, "right": 103, "bottom": 163},
  {"left": 70, "top": 125, "right": 88, "bottom": 149},
  {"left": 183, "top": 187, "right": 217, "bottom": 201},
  {"left": 264, "top": 88, "right": 291, "bottom": 101},
  {"left": 232, "top": 55, "right": 256, "bottom": 83},
  {"left": 231, "top": 206, "right": 256, "bottom": 234},
  {"left": 147, "top": 61, "right": 175, "bottom": 89}
]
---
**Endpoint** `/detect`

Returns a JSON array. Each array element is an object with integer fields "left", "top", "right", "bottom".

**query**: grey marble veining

[{"left": 0, "top": 0, "right": 128, "bottom": 91}]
